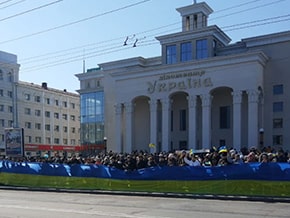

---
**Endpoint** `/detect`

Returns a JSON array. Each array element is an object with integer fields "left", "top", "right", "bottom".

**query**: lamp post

[
  {"left": 259, "top": 128, "right": 264, "bottom": 150},
  {"left": 103, "top": 136, "right": 107, "bottom": 154}
]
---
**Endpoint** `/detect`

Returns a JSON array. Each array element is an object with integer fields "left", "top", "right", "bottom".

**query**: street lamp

[
  {"left": 103, "top": 136, "right": 107, "bottom": 154},
  {"left": 259, "top": 128, "right": 264, "bottom": 149}
]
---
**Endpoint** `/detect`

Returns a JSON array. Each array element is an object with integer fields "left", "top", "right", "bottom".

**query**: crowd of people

[{"left": 7, "top": 145, "right": 290, "bottom": 171}]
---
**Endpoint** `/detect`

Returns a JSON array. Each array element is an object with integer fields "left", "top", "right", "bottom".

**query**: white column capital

[
  {"left": 247, "top": 89, "right": 259, "bottom": 103},
  {"left": 124, "top": 102, "right": 134, "bottom": 113},
  {"left": 187, "top": 95, "right": 197, "bottom": 108},
  {"left": 232, "top": 90, "right": 243, "bottom": 104},
  {"left": 149, "top": 99, "right": 158, "bottom": 112},
  {"left": 160, "top": 98, "right": 171, "bottom": 111},
  {"left": 201, "top": 93, "right": 212, "bottom": 107},
  {"left": 114, "top": 103, "right": 122, "bottom": 115}
]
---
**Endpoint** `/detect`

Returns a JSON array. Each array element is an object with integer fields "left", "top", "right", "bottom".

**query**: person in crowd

[
  {"left": 259, "top": 153, "right": 269, "bottom": 163},
  {"left": 184, "top": 153, "right": 201, "bottom": 167},
  {"left": 167, "top": 153, "right": 178, "bottom": 166},
  {"left": 201, "top": 153, "right": 212, "bottom": 166}
]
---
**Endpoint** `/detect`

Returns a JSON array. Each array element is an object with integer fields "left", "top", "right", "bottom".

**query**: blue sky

[{"left": 1, "top": 0, "right": 290, "bottom": 93}]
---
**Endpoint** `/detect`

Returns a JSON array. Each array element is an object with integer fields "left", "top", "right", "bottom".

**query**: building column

[
  {"left": 160, "top": 98, "right": 170, "bottom": 152},
  {"left": 114, "top": 103, "right": 122, "bottom": 153},
  {"left": 232, "top": 90, "right": 242, "bottom": 151},
  {"left": 187, "top": 95, "right": 197, "bottom": 149},
  {"left": 247, "top": 89, "right": 259, "bottom": 148},
  {"left": 124, "top": 102, "right": 133, "bottom": 153},
  {"left": 201, "top": 93, "right": 212, "bottom": 149},
  {"left": 149, "top": 99, "right": 158, "bottom": 152}
]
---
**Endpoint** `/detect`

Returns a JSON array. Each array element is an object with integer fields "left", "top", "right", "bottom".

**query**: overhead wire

[
  {"left": 20, "top": 0, "right": 288, "bottom": 64},
  {"left": 0, "top": 0, "right": 151, "bottom": 45},
  {"left": 1, "top": 0, "right": 289, "bottom": 72},
  {"left": 21, "top": 14, "right": 290, "bottom": 72},
  {"left": 0, "top": 0, "right": 26, "bottom": 10},
  {"left": 0, "top": 0, "right": 63, "bottom": 22},
  {"left": 0, "top": 0, "right": 13, "bottom": 6}
]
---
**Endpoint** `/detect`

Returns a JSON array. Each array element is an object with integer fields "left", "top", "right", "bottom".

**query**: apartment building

[{"left": 0, "top": 50, "right": 80, "bottom": 157}]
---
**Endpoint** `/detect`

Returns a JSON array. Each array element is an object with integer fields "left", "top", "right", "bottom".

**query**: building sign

[
  {"left": 5, "top": 128, "right": 24, "bottom": 157},
  {"left": 147, "top": 71, "right": 213, "bottom": 94}
]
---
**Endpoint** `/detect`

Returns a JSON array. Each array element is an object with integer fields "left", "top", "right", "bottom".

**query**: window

[
  {"left": 8, "top": 106, "right": 13, "bottom": 113},
  {"left": 273, "top": 135, "right": 283, "bottom": 146},
  {"left": 54, "top": 112, "right": 59, "bottom": 119},
  {"left": 63, "top": 101, "right": 67, "bottom": 107},
  {"left": 8, "top": 120, "right": 13, "bottom": 127},
  {"left": 63, "top": 126, "right": 68, "bottom": 132},
  {"left": 0, "top": 119, "right": 4, "bottom": 127},
  {"left": 34, "top": 96, "right": 41, "bottom": 102},
  {"left": 35, "top": 123, "right": 41, "bottom": 130},
  {"left": 46, "top": 137, "right": 51, "bottom": 144},
  {"left": 70, "top": 115, "right": 75, "bottom": 121},
  {"left": 7, "top": 91, "right": 12, "bottom": 98},
  {"left": 273, "top": 102, "right": 283, "bottom": 112},
  {"left": 185, "top": 16, "right": 190, "bottom": 31},
  {"left": 25, "top": 122, "right": 31, "bottom": 129},
  {"left": 45, "top": 124, "right": 50, "bottom": 131},
  {"left": 0, "top": 105, "right": 4, "bottom": 112},
  {"left": 63, "top": 139, "right": 68, "bottom": 145},
  {"left": 35, "top": 137, "right": 41, "bottom": 143},
  {"left": 179, "top": 109, "right": 187, "bottom": 131},
  {"left": 1, "top": 134, "right": 4, "bottom": 141},
  {"left": 46, "top": 98, "right": 50, "bottom": 104},
  {"left": 196, "top": 39, "right": 208, "bottom": 59},
  {"left": 62, "top": 114, "right": 67, "bottom": 120},
  {"left": 24, "top": 93, "right": 30, "bottom": 100},
  {"left": 54, "top": 138, "right": 60, "bottom": 144},
  {"left": 35, "top": 109, "right": 41, "bottom": 116},
  {"left": 8, "top": 72, "right": 13, "bottom": 82},
  {"left": 26, "top": 136, "right": 32, "bottom": 143},
  {"left": 0, "top": 70, "right": 3, "bottom": 80},
  {"left": 0, "top": 89, "right": 3, "bottom": 96},
  {"left": 273, "top": 84, "right": 283, "bottom": 95},
  {"left": 24, "top": 108, "right": 31, "bottom": 115},
  {"left": 70, "top": 103, "right": 75, "bottom": 109},
  {"left": 166, "top": 45, "right": 177, "bottom": 64},
  {"left": 71, "top": 127, "right": 75, "bottom": 133},
  {"left": 181, "top": 42, "right": 192, "bottom": 62},
  {"left": 273, "top": 118, "right": 283, "bottom": 128},
  {"left": 71, "top": 139, "right": 76, "bottom": 145},
  {"left": 55, "top": 99, "right": 59, "bottom": 106},
  {"left": 45, "top": 111, "right": 50, "bottom": 118},
  {"left": 220, "top": 106, "right": 231, "bottom": 129},
  {"left": 54, "top": 125, "right": 59, "bottom": 132}
]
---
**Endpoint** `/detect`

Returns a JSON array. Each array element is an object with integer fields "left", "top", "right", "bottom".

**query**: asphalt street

[{"left": 0, "top": 189, "right": 288, "bottom": 218}]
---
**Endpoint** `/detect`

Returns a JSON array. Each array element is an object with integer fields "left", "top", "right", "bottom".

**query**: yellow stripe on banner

[{"left": 0, "top": 173, "right": 290, "bottom": 197}]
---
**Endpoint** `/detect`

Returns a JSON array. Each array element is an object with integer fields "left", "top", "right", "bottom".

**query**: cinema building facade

[{"left": 76, "top": 2, "right": 290, "bottom": 153}]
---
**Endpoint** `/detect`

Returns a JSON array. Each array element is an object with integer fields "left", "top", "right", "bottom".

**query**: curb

[{"left": 1, "top": 185, "right": 290, "bottom": 203}]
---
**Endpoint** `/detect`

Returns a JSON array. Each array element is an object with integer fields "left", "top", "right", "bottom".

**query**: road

[{"left": 0, "top": 189, "right": 288, "bottom": 218}]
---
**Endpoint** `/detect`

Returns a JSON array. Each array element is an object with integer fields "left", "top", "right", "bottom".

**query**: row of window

[
  {"left": 24, "top": 93, "right": 76, "bottom": 108},
  {"left": 24, "top": 108, "right": 78, "bottom": 121},
  {"left": 0, "top": 105, "right": 13, "bottom": 113},
  {"left": 24, "top": 135, "right": 77, "bottom": 145},
  {"left": 166, "top": 39, "right": 208, "bottom": 64},
  {"left": 0, "top": 70, "right": 13, "bottom": 82},
  {"left": 171, "top": 107, "right": 284, "bottom": 131},
  {"left": 171, "top": 106, "right": 231, "bottom": 131},
  {"left": 24, "top": 122, "right": 78, "bottom": 133},
  {"left": 0, "top": 89, "right": 13, "bottom": 98}
]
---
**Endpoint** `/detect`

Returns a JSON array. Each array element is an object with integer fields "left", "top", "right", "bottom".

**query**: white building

[
  {"left": 0, "top": 50, "right": 80, "bottom": 156},
  {"left": 76, "top": 2, "right": 290, "bottom": 153}
]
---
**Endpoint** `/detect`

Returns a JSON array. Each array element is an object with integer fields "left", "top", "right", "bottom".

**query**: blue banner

[{"left": 0, "top": 161, "right": 290, "bottom": 181}]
